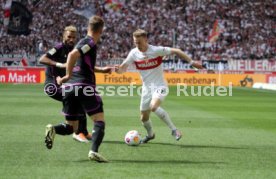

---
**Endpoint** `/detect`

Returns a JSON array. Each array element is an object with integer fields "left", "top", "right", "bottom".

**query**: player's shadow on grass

[
  {"left": 104, "top": 140, "right": 149, "bottom": 147},
  {"left": 103, "top": 140, "right": 247, "bottom": 150},
  {"left": 75, "top": 159, "right": 225, "bottom": 164},
  {"left": 111, "top": 159, "right": 225, "bottom": 164},
  {"left": 103, "top": 140, "right": 126, "bottom": 144},
  {"left": 153, "top": 142, "right": 248, "bottom": 150}
]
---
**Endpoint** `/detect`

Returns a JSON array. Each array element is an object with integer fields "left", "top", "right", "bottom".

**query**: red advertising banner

[
  {"left": 175, "top": 70, "right": 276, "bottom": 74},
  {"left": 0, "top": 67, "right": 44, "bottom": 83},
  {"left": 266, "top": 75, "right": 276, "bottom": 84},
  {"left": 0, "top": 67, "right": 275, "bottom": 86}
]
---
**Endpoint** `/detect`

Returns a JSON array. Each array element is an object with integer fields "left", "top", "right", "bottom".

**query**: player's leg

[
  {"left": 48, "top": 85, "right": 91, "bottom": 143},
  {"left": 151, "top": 98, "right": 176, "bottom": 131},
  {"left": 45, "top": 103, "right": 80, "bottom": 149},
  {"left": 88, "top": 112, "right": 108, "bottom": 162},
  {"left": 73, "top": 111, "right": 91, "bottom": 143},
  {"left": 45, "top": 120, "right": 78, "bottom": 149},
  {"left": 45, "top": 81, "right": 91, "bottom": 143},
  {"left": 151, "top": 87, "right": 182, "bottom": 141},
  {"left": 90, "top": 113, "right": 105, "bottom": 153},
  {"left": 140, "top": 86, "right": 155, "bottom": 143},
  {"left": 80, "top": 87, "right": 108, "bottom": 162},
  {"left": 77, "top": 115, "right": 89, "bottom": 136},
  {"left": 140, "top": 110, "right": 155, "bottom": 143},
  {"left": 58, "top": 89, "right": 80, "bottom": 135},
  {"left": 45, "top": 88, "right": 80, "bottom": 149}
]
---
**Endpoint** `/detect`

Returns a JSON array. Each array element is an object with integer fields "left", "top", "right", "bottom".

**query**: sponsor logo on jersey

[{"left": 134, "top": 56, "right": 162, "bottom": 70}]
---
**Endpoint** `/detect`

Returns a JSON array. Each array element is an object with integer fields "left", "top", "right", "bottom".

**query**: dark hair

[{"left": 89, "top": 15, "right": 104, "bottom": 32}]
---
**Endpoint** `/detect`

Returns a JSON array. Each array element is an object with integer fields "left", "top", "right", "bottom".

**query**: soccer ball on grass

[{"left": 124, "top": 130, "right": 141, "bottom": 146}]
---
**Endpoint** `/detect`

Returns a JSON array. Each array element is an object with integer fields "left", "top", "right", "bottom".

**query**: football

[{"left": 124, "top": 130, "right": 141, "bottom": 146}]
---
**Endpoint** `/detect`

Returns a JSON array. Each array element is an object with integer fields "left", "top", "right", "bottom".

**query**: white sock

[
  {"left": 154, "top": 107, "right": 176, "bottom": 131},
  {"left": 142, "top": 120, "right": 154, "bottom": 137}
]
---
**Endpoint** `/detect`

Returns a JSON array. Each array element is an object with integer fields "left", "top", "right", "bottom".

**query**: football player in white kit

[{"left": 115, "top": 29, "right": 204, "bottom": 143}]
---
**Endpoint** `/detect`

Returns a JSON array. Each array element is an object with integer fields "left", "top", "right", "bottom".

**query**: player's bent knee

[
  {"left": 150, "top": 106, "right": 158, "bottom": 112},
  {"left": 140, "top": 111, "right": 150, "bottom": 122},
  {"left": 66, "top": 121, "right": 78, "bottom": 134},
  {"left": 150, "top": 103, "right": 160, "bottom": 112},
  {"left": 90, "top": 112, "right": 105, "bottom": 122},
  {"left": 150, "top": 98, "right": 162, "bottom": 112}
]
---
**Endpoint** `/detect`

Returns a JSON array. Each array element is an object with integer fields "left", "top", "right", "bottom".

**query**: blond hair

[
  {"left": 133, "top": 29, "right": 148, "bottom": 38},
  {"left": 64, "top": 25, "right": 77, "bottom": 33}
]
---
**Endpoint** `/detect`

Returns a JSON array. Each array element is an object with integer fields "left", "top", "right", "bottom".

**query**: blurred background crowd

[{"left": 0, "top": 0, "right": 275, "bottom": 66}]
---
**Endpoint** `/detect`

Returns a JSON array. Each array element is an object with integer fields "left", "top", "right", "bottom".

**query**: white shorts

[{"left": 140, "top": 85, "right": 169, "bottom": 111}]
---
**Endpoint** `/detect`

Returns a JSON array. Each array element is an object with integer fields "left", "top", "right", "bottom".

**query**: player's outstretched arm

[
  {"left": 57, "top": 49, "right": 80, "bottom": 85},
  {"left": 95, "top": 66, "right": 113, "bottom": 74},
  {"left": 39, "top": 54, "right": 66, "bottom": 68},
  {"left": 170, "top": 48, "right": 204, "bottom": 69},
  {"left": 115, "top": 63, "right": 128, "bottom": 74}
]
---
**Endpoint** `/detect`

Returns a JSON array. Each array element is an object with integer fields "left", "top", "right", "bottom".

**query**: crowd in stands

[{"left": 0, "top": 0, "right": 275, "bottom": 65}]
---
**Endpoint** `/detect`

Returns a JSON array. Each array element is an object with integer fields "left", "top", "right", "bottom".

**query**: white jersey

[{"left": 123, "top": 45, "right": 171, "bottom": 86}]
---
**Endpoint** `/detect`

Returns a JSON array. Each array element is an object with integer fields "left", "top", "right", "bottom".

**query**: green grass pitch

[{"left": 0, "top": 84, "right": 275, "bottom": 179}]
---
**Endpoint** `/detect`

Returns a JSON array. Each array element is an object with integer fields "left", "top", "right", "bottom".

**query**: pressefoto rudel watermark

[
  {"left": 177, "top": 82, "right": 233, "bottom": 97},
  {"left": 44, "top": 82, "right": 233, "bottom": 97}
]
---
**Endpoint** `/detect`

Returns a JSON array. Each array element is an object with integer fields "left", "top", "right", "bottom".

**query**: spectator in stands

[{"left": 0, "top": 0, "right": 275, "bottom": 64}]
